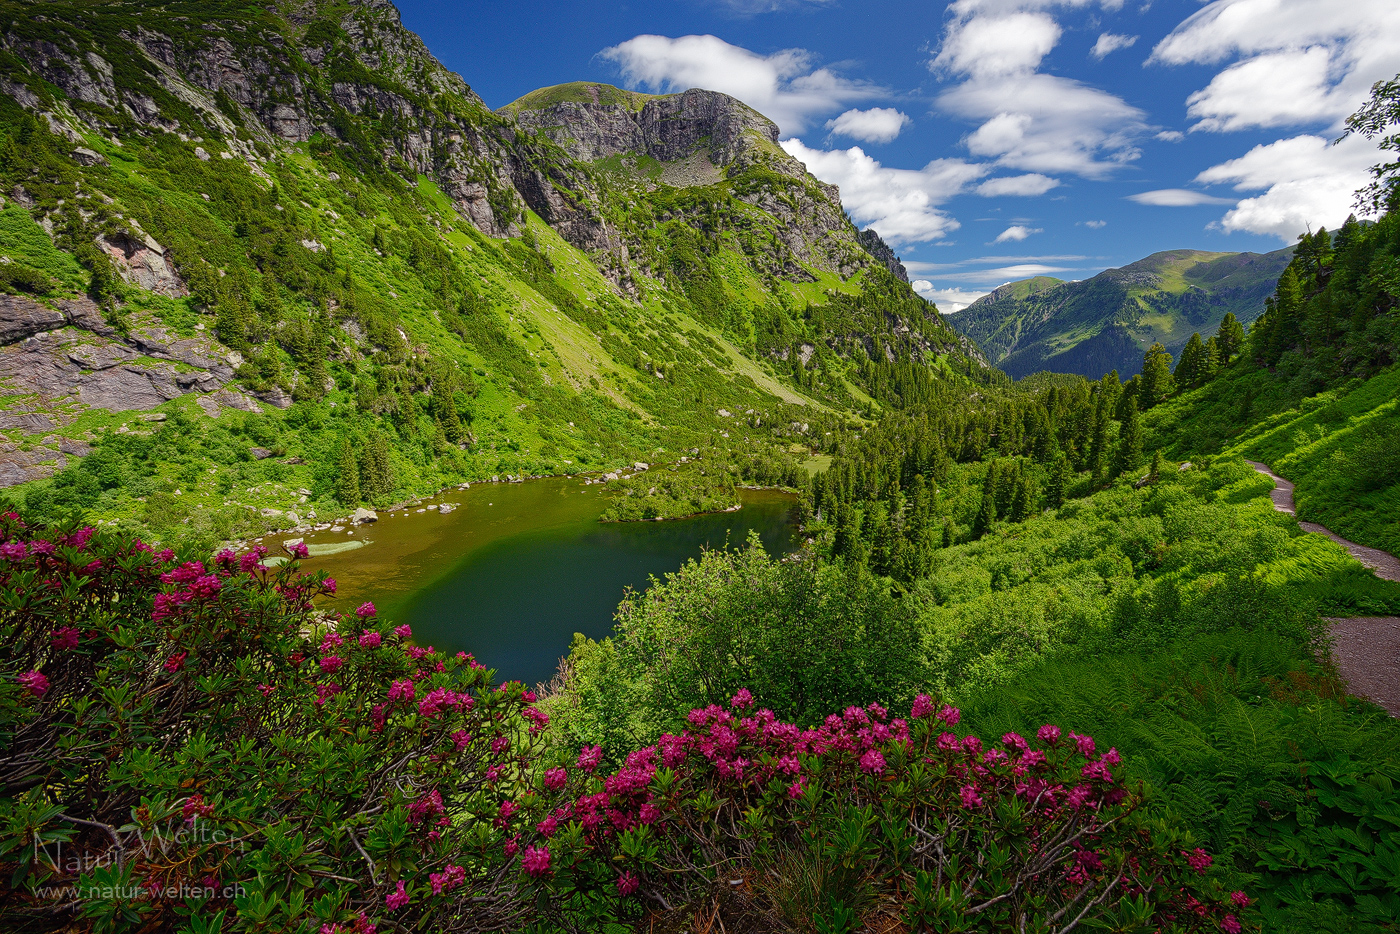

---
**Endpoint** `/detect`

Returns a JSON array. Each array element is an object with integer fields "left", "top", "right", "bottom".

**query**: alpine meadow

[{"left": 1, "top": 2, "right": 1399, "bottom": 934}]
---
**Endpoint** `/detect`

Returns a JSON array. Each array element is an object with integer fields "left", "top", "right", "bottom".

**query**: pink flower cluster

[
  {"left": 429, "top": 863, "right": 465, "bottom": 895},
  {"left": 17, "top": 669, "right": 49, "bottom": 697},
  {"left": 408, "top": 789, "right": 444, "bottom": 826},
  {"left": 547, "top": 693, "right": 1181, "bottom": 912},
  {"left": 521, "top": 845, "right": 551, "bottom": 878},
  {"left": 418, "top": 686, "right": 472, "bottom": 719}
]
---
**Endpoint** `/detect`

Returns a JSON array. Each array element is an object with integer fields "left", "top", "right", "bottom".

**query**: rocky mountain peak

[{"left": 500, "top": 83, "right": 827, "bottom": 193}]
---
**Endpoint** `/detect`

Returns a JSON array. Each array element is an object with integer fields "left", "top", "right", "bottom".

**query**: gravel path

[{"left": 1245, "top": 460, "right": 1400, "bottom": 716}]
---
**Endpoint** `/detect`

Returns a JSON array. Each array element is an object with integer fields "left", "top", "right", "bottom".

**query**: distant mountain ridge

[{"left": 947, "top": 248, "right": 1293, "bottom": 380}]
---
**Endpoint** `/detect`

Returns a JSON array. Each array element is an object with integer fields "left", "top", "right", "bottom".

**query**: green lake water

[{"left": 291, "top": 479, "right": 799, "bottom": 688}]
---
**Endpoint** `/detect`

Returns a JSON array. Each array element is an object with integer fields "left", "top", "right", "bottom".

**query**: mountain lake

[{"left": 287, "top": 478, "right": 801, "bottom": 688}]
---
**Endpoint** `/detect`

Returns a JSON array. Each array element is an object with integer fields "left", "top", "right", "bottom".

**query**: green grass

[
  {"left": 499, "top": 81, "right": 658, "bottom": 116},
  {"left": 1151, "top": 364, "right": 1400, "bottom": 556}
]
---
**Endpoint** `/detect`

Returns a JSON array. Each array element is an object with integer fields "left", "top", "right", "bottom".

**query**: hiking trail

[{"left": 1245, "top": 460, "right": 1399, "bottom": 716}]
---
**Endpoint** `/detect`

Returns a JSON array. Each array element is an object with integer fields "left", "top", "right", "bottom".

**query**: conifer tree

[
  {"left": 1203, "top": 335, "right": 1223, "bottom": 377},
  {"left": 1115, "top": 376, "right": 1140, "bottom": 420},
  {"left": 1215, "top": 312, "right": 1244, "bottom": 362},
  {"left": 1261, "top": 266, "right": 1303, "bottom": 366},
  {"left": 973, "top": 464, "right": 997, "bottom": 535},
  {"left": 1148, "top": 450, "right": 1162, "bottom": 485},
  {"left": 1009, "top": 470, "right": 1036, "bottom": 522},
  {"left": 1138, "top": 344, "right": 1174, "bottom": 408},
  {"left": 1088, "top": 399, "right": 1111, "bottom": 484},
  {"left": 1174, "top": 333, "right": 1209, "bottom": 389},
  {"left": 1047, "top": 453, "right": 1072, "bottom": 508},
  {"left": 1112, "top": 397, "right": 1143, "bottom": 477},
  {"left": 362, "top": 433, "right": 395, "bottom": 498},
  {"left": 335, "top": 437, "right": 361, "bottom": 505},
  {"left": 1099, "top": 370, "right": 1122, "bottom": 413}
]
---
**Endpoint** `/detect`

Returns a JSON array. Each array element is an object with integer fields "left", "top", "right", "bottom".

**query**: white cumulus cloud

[
  {"left": 1126, "top": 189, "right": 1235, "bottom": 206},
  {"left": 931, "top": 7, "right": 1148, "bottom": 178},
  {"left": 976, "top": 173, "right": 1060, "bottom": 196},
  {"left": 781, "top": 138, "right": 987, "bottom": 243},
  {"left": 599, "top": 34, "right": 879, "bottom": 134},
  {"left": 1194, "top": 133, "right": 1381, "bottom": 239},
  {"left": 1184, "top": 47, "right": 1351, "bottom": 132},
  {"left": 911, "top": 283, "right": 992, "bottom": 312},
  {"left": 933, "top": 12, "right": 1062, "bottom": 79},
  {"left": 1090, "top": 33, "right": 1137, "bottom": 60},
  {"left": 994, "top": 224, "right": 1042, "bottom": 242},
  {"left": 1081, "top": 219, "right": 1107, "bottom": 228},
  {"left": 826, "top": 107, "right": 911, "bottom": 143},
  {"left": 1150, "top": 0, "right": 1400, "bottom": 133}
]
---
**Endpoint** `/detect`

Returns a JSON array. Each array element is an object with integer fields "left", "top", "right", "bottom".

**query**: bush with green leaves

[
  {"left": 547, "top": 534, "right": 921, "bottom": 754},
  {"left": 536, "top": 690, "right": 1250, "bottom": 933},
  {"left": 0, "top": 515, "right": 562, "bottom": 933}
]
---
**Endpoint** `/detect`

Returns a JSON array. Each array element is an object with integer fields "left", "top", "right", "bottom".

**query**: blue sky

[{"left": 395, "top": 0, "right": 1398, "bottom": 310}]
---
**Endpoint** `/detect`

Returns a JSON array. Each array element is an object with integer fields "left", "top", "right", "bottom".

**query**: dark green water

[{"left": 294, "top": 479, "right": 798, "bottom": 688}]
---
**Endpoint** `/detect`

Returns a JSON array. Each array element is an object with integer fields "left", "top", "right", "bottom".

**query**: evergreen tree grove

[{"left": 1215, "top": 312, "right": 1244, "bottom": 362}]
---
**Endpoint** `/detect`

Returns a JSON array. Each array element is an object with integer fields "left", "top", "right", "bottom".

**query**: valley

[{"left": 949, "top": 247, "right": 1293, "bottom": 380}]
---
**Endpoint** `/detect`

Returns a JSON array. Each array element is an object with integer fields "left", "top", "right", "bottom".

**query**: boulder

[
  {"left": 98, "top": 231, "right": 188, "bottom": 297},
  {"left": 254, "top": 386, "right": 293, "bottom": 409},
  {"left": 437, "top": 503, "right": 455, "bottom": 513},
  {"left": 72, "top": 147, "right": 107, "bottom": 166},
  {"left": 250, "top": 447, "right": 273, "bottom": 459},
  {"left": 352, "top": 507, "right": 378, "bottom": 525}
]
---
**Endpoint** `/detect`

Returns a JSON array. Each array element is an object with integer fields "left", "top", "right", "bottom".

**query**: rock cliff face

[
  {"left": 508, "top": 84, "right": 780, "bottom": 171},
  {"left": 857, "top": 229, "right": 909, "bottom": 283},
  {"left": 0, "top": 0, "right": 981, "bottom": 502},
  {"left": 502, "top": 82, "right": 866, "bottom": 281},
  {"left": 1, "top": 0, "right": 584, "bottom": 241},
  {"left": 0, "top": 2, "right": 875, "bottom": 284},
  {"left": 0, "top": 293, "right": 241, "bottom": 483}
]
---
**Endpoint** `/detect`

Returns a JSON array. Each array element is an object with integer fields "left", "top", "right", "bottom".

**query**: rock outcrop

[
  {"left": 0, "top": 292, "right": 239, "bottom": 485},
  {"left": 98, "top": 231, "right": 187, "bottom": 297},
  {"left": 857, "top": 229, "right": 909, "bottom": 283},
  {"left": 507, "top": 84, "right": 779, "bottom": 169}
]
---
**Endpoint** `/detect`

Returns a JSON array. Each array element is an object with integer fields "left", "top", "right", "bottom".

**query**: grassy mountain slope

[
  {"left": 949, "top": 248, "right": 1293, "bottom": 380},
  {"left": 0, "top": 0, "right": 985, "bottom": 553}
]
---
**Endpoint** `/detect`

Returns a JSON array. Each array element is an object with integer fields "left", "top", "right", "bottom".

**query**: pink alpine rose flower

[
  {"left": 50, "top": 626, "right": 80, "bottom": 650},
  {"left": 17, "top": 669, "right": 48, "bottom": 697},
  {"left": 521, "top": 845, "right": 551, "bottom": 878}
]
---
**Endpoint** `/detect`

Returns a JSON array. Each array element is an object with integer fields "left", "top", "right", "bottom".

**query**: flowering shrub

[
  {"left": 0, "top": 516, "right": 554, "bottom": 932},
  {"left": 0, "top": 516, "right": 1249, "bottom": 932},
  {"left": 528, "top": 692, "right": 1248, "bottom": 932}
]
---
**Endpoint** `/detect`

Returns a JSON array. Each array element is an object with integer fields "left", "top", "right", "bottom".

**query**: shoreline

[{"left": 246, "top": 474, "right": 803, "bottom": 554}]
